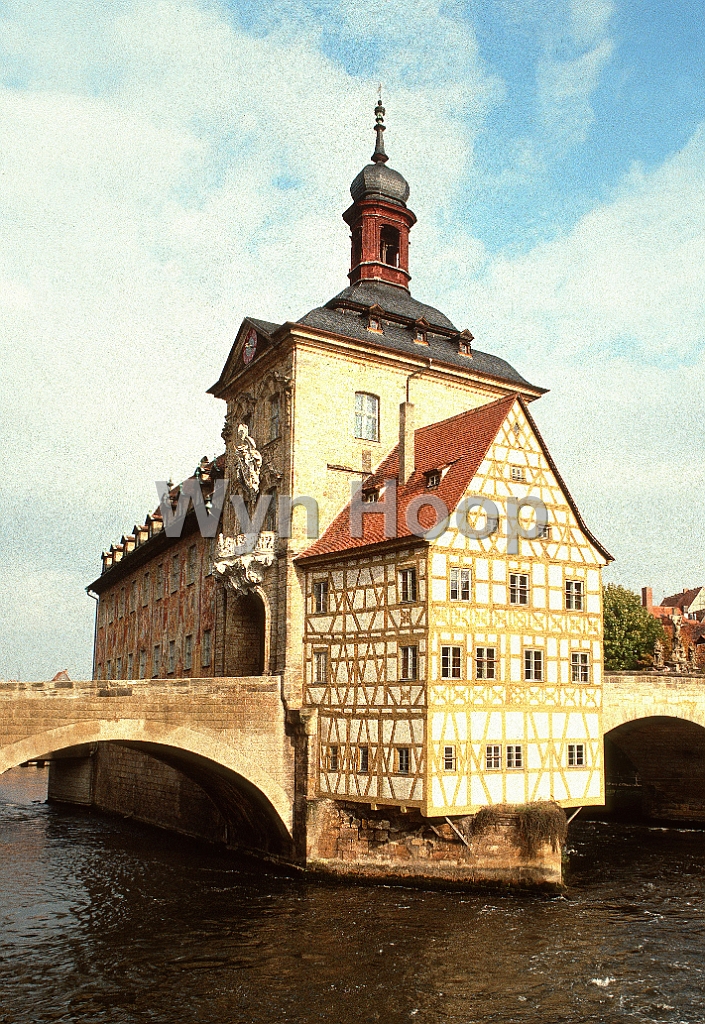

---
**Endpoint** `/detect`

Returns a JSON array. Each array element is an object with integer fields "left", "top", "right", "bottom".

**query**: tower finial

[{"left": 372, "top": 91, "right": 388, "bottom": 164}]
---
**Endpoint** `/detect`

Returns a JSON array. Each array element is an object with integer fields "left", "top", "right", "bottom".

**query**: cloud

[{"left": 0, "top": 0, "right": 496, "bottom": 678}]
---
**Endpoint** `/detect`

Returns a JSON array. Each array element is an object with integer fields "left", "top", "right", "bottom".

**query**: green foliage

[
  {"left": 603, "top": 584, "right": 666, "bottom": 671},
  {"left": 471, "top": 801, "right": 568, "bottom": 856}
]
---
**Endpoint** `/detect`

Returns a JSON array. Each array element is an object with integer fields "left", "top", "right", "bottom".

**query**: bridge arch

[
  {"left": 604, "top": 714, "right": 705, "bottom": 822},
  {"left": 0, "top": 720, "right": 294, "bottom": 857}
]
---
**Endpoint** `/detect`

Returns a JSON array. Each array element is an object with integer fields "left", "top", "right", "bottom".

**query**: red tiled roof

[
  {"left": 299, "top": 395, "right": 517, "bottom": 559},
  {"left": 299, "top": 394, "right": 614, "bottom": 563},
  {"left": 661, "top": 587, "right": 703, "bottom": 609}
]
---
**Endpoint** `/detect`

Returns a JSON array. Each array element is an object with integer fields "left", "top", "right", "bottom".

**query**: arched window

[
  {"left": 380, "top": 226, "right": 400, "bottom": 267},
  {"left": 265, "top": 488, "right": 278, "bottom": 533}
]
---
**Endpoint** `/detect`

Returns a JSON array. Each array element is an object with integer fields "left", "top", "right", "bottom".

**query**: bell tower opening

[{"left": 380, "top": 226, "right": 400, "bottom": 267}]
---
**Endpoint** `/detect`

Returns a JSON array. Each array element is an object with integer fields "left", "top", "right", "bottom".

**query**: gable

[{"left": 208, "top": 317, "right": 280, "bottom": 396}]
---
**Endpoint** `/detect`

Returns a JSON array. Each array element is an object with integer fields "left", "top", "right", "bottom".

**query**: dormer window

[
  {"left": 380, "top": 226, "right": 400, "bottom": 267},
  {"left": 413, "top": 317, "right": 429, "bottom": 345},
  {"left": 366, "top": 304, "right": 384, "bottom": 334},
  {"left": 362, "top": 489, "right": 379, "bottom": 503},
  {"left": 457, "top": 329, "right": 474, "bottom": 357},
  {"left": 425, "top": 470, "right": 441, "bottom": 489}
]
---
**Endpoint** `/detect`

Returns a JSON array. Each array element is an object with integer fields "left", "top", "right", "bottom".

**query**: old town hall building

[{"left": 91, "top": 102, "right": 612, "bottom": 823}]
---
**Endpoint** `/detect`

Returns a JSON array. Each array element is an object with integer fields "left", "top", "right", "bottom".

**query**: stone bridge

[
  {"left": 603, "top": 672, "right": 705, "bottom": 821},
  {"left": 0, "top": 676, "right": 304, "bottom": 860}
]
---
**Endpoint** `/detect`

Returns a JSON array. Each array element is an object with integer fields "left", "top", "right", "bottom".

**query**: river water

[{"left": 1, "top": 767, "right": 705, "bottom": 1024}]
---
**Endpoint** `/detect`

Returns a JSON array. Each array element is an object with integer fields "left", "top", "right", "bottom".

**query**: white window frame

[
  {"left": 565, "top": 580, "right": 584, "bottom": 611},
  {"left": 506, "top": 744, "right": 523, "bottom": 769},
  {"left": 399, "top": 567, "right": 417, "bottom": 603},
  {"left": 443, "top": 745, "right": 456, "bottom": 771},
  {"left": 450, "top": 567, "right": 471, "bottom": 601},
  {"left": 571, "top": 652, "right": 589, "bottom": 683},
  {"left": 313, "top": 580, "right": 329, "bottom": 614},
  {"left": 354, "top": 392, "right": 380, "bottom": 442},
  {"left": 486, "top": 744, "right": 501, "bottom": 770},
  {"left": 441, "top": 645, "right": 462, "bottom": 680},
  {"left": 476, "top": 646, "right": 496, "bottom": 680},
  {"left": 510, "top": 573, "right": 529, "bottom": 605},
  {"left": 524, "top": 649, "right": 543, "bottom": 682},
  {"left": 568, "top": 743, "right": 586, "bottom": 767},
  {"left": 400, "top": 645, "right": 418, "bottom": 681}
]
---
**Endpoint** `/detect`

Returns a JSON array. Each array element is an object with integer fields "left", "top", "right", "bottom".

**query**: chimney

[
  {"left": 642, "top": 587, "right": 653, "bottom": 612},
  {"left": 399, "top": 402, "right": 415, "bottom": 485}
]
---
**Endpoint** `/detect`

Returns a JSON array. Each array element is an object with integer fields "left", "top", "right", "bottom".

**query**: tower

[{"left": 343, "top": 99, "right": 416, "bottom": 291}]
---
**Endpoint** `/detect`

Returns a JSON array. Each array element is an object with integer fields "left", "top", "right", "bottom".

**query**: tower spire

[{"left": 372, "top": 90, "right": 388, "bottom": 164}]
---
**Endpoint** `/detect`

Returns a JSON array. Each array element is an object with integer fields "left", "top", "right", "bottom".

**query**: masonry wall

[
  {"left": 306, "top": 798, "right": 564, "bottom": 889},
  {"left": 91, "top": 744, "right": 229, "bottom": 844}
]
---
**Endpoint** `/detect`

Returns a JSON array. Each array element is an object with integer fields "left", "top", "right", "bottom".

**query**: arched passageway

[
  {"left": 224, "top": 591, "right": 266, "bottom": 676},
  {"left": 605, "top": 716, "right": 705, "bottom": 822}
]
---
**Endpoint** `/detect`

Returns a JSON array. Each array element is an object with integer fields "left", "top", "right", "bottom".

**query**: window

[
  {"left": 458, "top": 339, "right": 471, "bottom": 356},
  {"left": 444, "top": 745, "right": 456, "bottom": 771},
  {"left": 127, "top": 653, "right": 133, "bottom": 678},
  {"left": 184, "top": 634, "right": 193, "bottom": 671},
  {"left": 206, "top": 538, "right": 216, "bottom": 576},
  {"left": 351, "top": 227, "right": 362, "bottom": 267},
  {"left": 426, "top": 469, "right": 440, "bottom": 488},
  {"left": 152, "top": 644, "right": 160, "bottom": 677},
  {"left": 414, "top": 326, "right": 428, "bottom": 345},
  {"left": 201, "top": 630, "right": 212, "bottom": 669},
  {"left": 142, "top": 573, "right": 150, "bottom": 606},
  {"left": 108, "top": 596, "right": 114, "bottom": 623},
  {"left": 139, "top": 649, "right": 147, "bottom": 679},
  {"left": 441, "top": 646, "right": 462, "bottom": 679},
  {"left": 380, "top": 225, "right": 400, "bottom": 267},
  {"left": 116, "top": 657, "right": 122, "bottom": 678},
  {"left": 354, "top": 392, "right": 379, "bottom": 442},
  {"left": 171, "top": 555, "right": 179, "bottom": 593},
  {"left": 450, "top": 567, "right": 471, "bottom": 601},
  {"left": 476, "top": 647, "right": 496, "bottom": 680},
  {"left": 186, "top": 545, "right": 197, "bottom": 585},
  {"left": 314, "top": 650, "right": 328, "bottom": 684},
  {"left": 506, "top": 745, "right": 523, "bottom": 769},
  {"left": 264, "top": 489, "right": 277, "bottom": 533},
  {"left": 313, "top": 580, "right": 329, "bottom": 613},
  {"left": 269, "top": 395, "right": 281, "bottom": 440},
  {"left": 400, "top": 645, "right": 418, "bottom": 681},
  {"left": 119, "top": 588, "right": 125, "bottom": 618},
  {"left": 538, "top": 524, "right": 551, "bottom": 540},
  {"left": 571, "top": 652, "right": 589, "bottom": 683},
  {"left": 328, "top": 745, "right": 339, "bottom": 771},
  {"left": 399, "top": 567, "right": 417, "bottom": 603},
  {"left": 168, "top": 640, "right": 176, "bottom": 674},
  {"left": 565, "top": 580, "right": 584, "bottom": 611},
  {"left": 524, "top": 649, "right": 543, "bottom": 682},
  {"left": 130, "top": 580, "right": 137, "bottom": 613},
  {"left": 358, "top": 746, "right": 369, "bottom": 774},
  {"left": 96, "top": 664, "right": 102, "bottom": 680},
  {"left": 361, "top": 489, "right": 378, "bottom": 503},
  {"left": 398, "top": 747, "right": 410, "bottom": 775},
  {"left": 510, "top": 573, "right": 529, "bottom": 605},
  {"left": 568, "top": 743, "right": 586, "bottom": 767},
  {"left": 486, "top": 744, "right": 501, "bottom": 770},
  {"left": 106, "top": 660, "right": 112, "bottom": 680},
  {"left": 156, "top": 564, "right": 164, "bottom": 601},
  {"left": 510, "top": 466, "right": 526, "bottom": 482}
]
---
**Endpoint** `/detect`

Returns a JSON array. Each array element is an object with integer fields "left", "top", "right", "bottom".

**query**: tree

[{"left": 603, "top": 584, "right": 666, "bottom": 671}]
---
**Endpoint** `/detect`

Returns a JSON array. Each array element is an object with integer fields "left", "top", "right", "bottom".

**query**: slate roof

[
  {"left": 324, "top": 281, "right": 455, "bottom": 329},
  {"left": 298, "top": 394, "right": 613, "bottom": 563},
  {"left": 298, "top": 303, "right": 535, "bottom": 388}
]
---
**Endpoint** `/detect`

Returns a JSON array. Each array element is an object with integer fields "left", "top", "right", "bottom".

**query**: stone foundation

[{"left": 306, "top": 799, "right": 564, "bottom": 889}]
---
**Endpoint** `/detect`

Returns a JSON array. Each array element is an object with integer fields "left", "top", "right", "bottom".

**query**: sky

[{"left": 1, "top": 0, "right": 704, "bottom": 679}]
